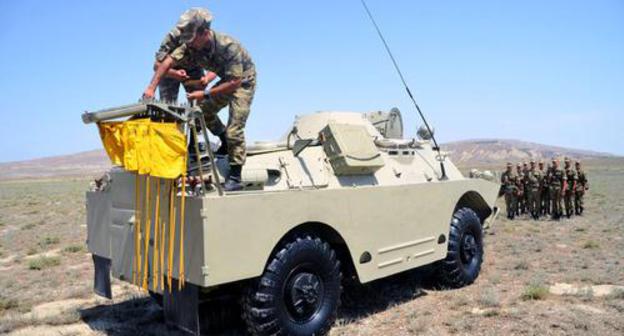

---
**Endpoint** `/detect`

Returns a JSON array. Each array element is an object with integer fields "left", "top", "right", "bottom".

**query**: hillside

[
  {"left": 0, "top": 150, "right": 110, "bottom": 180},
  {"left": 443, "top": 139, "right": 615, "bottom": 166},
  {"left": 0, "top": 139, "right": 618, "bottom": 180}
]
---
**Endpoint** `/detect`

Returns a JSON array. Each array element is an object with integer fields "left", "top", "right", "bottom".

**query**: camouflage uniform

[
  {"left": 522, "top": 162, "right": 530, "bottom": 214},
  {"left": 548, "top": 162, "right": 565, "bottom": 219},
  {"left": 526, "top": 166, "right": 541, "bottom": 219},
  {"left": 155, "top": 28, "right": 205, "bottom": 102},
  {"left": 540, "top": 163, "right": 550, "bottom": 215},
  {"left": 575, "top": 163, "right": 588, "bottom": 215},
  {"left": 515, "top": 165, "right": 525, "bottom": 216},
  {"left": 170, "top": 32, "right": 256, "bottom": 166},
  {"left": 501, "top": 165, "right": 518, "bottom": 219},
  {"left": 564, "top": 166, "right": 577, "bottom": 218}
]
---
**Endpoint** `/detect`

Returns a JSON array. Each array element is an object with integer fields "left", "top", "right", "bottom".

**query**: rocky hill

[
  {"left": 0, "top": 150, "right": 110, "bottom": 180},
  {"left": 442, "top": 139, "right": 615, "bottom": 166},
  {"left": 0, "top": 139, "right": 618, "bottom": 180}
]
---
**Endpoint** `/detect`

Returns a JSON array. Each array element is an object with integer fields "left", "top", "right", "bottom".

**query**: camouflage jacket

[
  {"left": 170, "top": 31, "right": 256, "bottom": 81},
  {"left": 577, "top": 170, "right": 588, "bottom": 188},
  {"left": 548, "top": 168, "right": 565, "bottom": 187},
  {"left": 500, "top": 171, "right": 518, "bottom": 192},
  {"left": 539, "top": 169, "right": 549, "bottom": 189},
  {"left": 527, "top": 169, "right": 541, "bottom": 190},
  {"left": 565, "top": 168, "right": 577, "bottom": 191}
]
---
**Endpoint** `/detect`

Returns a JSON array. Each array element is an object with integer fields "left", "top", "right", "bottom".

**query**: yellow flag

[{"left": 97, "top": 119, "right": 187, "bottom": 179}]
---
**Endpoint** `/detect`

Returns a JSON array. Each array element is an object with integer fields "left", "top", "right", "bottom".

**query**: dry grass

[
  {"left": 0, "top": 159, "right": 623, "bottom": 335},
  {"left": 27, "top": 255, "right": 61, "bottom": 270}
]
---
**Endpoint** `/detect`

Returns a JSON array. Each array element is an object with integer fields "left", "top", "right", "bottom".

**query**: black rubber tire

[
  {"left": 242, "top": 236, "right": 342, "bottom": 336},
  {"left": 148, "top": 291, "right": 163, "bottom": 307},
  {"left": 435, "top": 207, "right": 484, "bottom": 288}
]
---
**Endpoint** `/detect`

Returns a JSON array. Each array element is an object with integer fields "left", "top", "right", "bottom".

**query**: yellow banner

[{"left": 98, "top": 119, "right": 187, "bottom": 179}]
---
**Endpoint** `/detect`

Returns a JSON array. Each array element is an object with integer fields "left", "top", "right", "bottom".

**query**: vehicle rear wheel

[
  {"left": 435, "top": 207, "right": 484, "bottom": 288},
  {"left": 242, "top": 236, "right": 342, "bottom": 336}
]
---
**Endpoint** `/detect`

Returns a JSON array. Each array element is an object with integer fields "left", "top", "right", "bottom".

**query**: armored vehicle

[{"left": 82, "top": 102, "right": 499, "bottom": 335}]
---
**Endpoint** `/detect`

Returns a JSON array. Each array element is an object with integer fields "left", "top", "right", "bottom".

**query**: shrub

[
  {"left": 582, "top": 240, "right": 599, "bottom": 249},
  {"left": 63, "top": 244, "right": 85, "bottom": 253},
  {"left": 521, "top": 284, "right": 549, "bottom": 301},
  {"left": 28, "top": 256, "right": 61, "bottom": 270}
]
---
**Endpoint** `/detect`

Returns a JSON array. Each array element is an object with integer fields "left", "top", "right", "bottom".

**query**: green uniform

[
  {"left": 171, "top": 31, "right": 256, "bottom": 166},
  {"left": 575, "top": 169, "right": 588, "bottom": 214},
  {"left": 540, "top": 168, "right": 550, "bottom": 215},
  {"left": 548, "top": 167, "right": 565, "bottom": 219},
  {"left": 501, "top": 170, "right": 519, "bottom": 219},
  {"left": 564, "top": 168, "right": 577, "bottom": 217},
  {"left": 155, "top": 28, "right": 205, "bottom": 102},
  {"left": 526, "top": 168, "right": 542, "bottom": 219}
]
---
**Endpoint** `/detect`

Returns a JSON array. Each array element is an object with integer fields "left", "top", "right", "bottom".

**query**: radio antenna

[{"left": 360, "top": 0, "right": 447, "bottom": 179}]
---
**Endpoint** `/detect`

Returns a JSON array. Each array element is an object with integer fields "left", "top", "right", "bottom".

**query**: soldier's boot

[
  {"left": 215, "top": 132, "right": 229, "bottom": 156},
  {"left": 223, "top": 164, "right": 243, "bottom": 192}
]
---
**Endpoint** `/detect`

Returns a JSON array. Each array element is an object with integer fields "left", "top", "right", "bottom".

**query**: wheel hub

[
  {"left": 286, "top": 272, "right": 323, "bottom": 321},
  {"left": 460, "top": 234, "right": 478, "bottom": 264}
]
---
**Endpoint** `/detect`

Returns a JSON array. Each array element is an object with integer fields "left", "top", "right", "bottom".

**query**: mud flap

[
  {"left": 163, "top": 279, "right": 200, "bottom": 335},
  {"left": 92, "top": 254, "right": 112, "bottom": 299}
]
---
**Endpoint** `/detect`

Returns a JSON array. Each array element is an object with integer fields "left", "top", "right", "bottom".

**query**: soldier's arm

[{"left": 143, "top": 56, "right": 175, "bottom": 99}]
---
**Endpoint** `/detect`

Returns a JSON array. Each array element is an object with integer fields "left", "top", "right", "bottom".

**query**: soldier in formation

[
  {"left": 501, "top": 162, "right": 519, "bottom": 219},
  {"left": 526, "top": 160, "right": 541, "bottom": 220},
  {"left": 515, "top": 163, "right": 525, "bottom": 215},
  {"left": 575, "top": 161, "right": 588, "bottom": 215},
  {"left": 500, "top": 157, "right": 588, "bottom": 221}
]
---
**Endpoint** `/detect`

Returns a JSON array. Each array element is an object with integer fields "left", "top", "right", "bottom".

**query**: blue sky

[{"left": 0, "top": 0, "right": 622, "bottom": 162}]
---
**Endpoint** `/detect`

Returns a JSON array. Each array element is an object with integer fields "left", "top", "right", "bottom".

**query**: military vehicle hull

[{"left": 85, "top": 108, "right": 500, "bottom": 335}]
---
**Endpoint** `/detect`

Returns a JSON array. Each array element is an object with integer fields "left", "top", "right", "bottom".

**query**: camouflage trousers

[
  {"left": 199, "top": 78, "right": 256, "bottom": 166},
  {"left": 550, "top": 186, "right": 562, "bottom": 216},
  {"left": 504, "top": 190, "right": 517, "bottom": 218},
  {"left": 527, "top": 188, "right": 540, "bottom": 216},
  {"left": 564, "top": 189, "right": 575, "bottom": 216},
  {"left": 541, "top": 188, "right": 550, "bottom": 214},
  {"left": 575, "top": 190, "right": 585, "bottom": 213},
  {"left": 158, "top": 66, "right": 204, "bottom": 103}
]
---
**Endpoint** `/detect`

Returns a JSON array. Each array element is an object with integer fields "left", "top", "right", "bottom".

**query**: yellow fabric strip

[
  {"left": 153, "top": 180, "right": 161, "bottom": 291},
  {"left": 167, "top": 179, "right": 175, "bottom": 293},
  {"left": 133, "top": 174, "right": 141, "bottom": 285},
  {"left": 141, "top": 176, "right": 151, "bottom": 291},
  {"left": 179, "top": 176, "right": 186, "bottom": 290}
]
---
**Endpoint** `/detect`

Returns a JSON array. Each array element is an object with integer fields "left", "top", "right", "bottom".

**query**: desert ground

[{"left": 0, "top": 159, "right": 622, "bottom": 335}]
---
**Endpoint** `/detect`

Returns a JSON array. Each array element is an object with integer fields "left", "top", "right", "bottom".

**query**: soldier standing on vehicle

[
  {"left": 574, "top": 161, "right": 588, "bottom": 215},
  {"left": 143, "top": 8, "right": 257, "bottom": 191},
  {"left": 527, "top": 160, "right": 541, "bottom": 220},
  {"left": 515, "top": 163, "right": 525, "bottom": 216},
  {"left": 563, "top": 158, "right": 577, "bottom": 218},
  {"left": 539, "top": 160, "right": 550, "bottom": 215},
  {"left": 548, "top": 158, "right": 566, "bottom": 220},
  {"left": 153, "top": 11, "right": 217, "bottom": 104},
  {"left": 501, "top": 162, "right": 518, "bottom": 219}
]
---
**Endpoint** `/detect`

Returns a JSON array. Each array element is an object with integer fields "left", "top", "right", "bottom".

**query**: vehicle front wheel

[
  {"left": 434, "top": 207, "right": 484, "bottom": 288},
  {"left": 242, "top": 235, "right": 342, "bottom": 336}
]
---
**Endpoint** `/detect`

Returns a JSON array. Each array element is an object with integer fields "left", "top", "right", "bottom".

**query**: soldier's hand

[
  {"left": 170, "top": 69, "right": 190, "bottom": 81},
  {"left": 142, "top": 87, "right": 156, "bottom": 100},
  {"left": 187, "top": 90, "right": 205, "bottom": 102}
]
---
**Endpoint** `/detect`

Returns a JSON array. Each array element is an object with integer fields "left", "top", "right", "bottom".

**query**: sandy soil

[{"left": 0, "top": 160, "right": 622, "bottom": 335}]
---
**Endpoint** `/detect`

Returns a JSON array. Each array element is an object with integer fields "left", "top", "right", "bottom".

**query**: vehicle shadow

[{"left": 79, "top": 268, "right": 433, "bottom": 335}]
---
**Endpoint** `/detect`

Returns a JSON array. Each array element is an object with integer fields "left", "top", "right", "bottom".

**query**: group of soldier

[{"left": 500, "top": 158, "right": 588, "bottom": 220}]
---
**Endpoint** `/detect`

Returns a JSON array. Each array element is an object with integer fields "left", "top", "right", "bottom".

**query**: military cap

[
  {"left": 575, "top": 160, "right": 581, "bottom": 165},
  {"left": 564, "top": 157, "right": 571, "bottom": 163},
  {"left": 516, "top": 163, "right": 522, "bottom": 167},
  {"left": 506, "top": 162, "right": 512, "bottom": 167},
  {"left": 530, "top": 159, "right": 535, "bottom": 164},
  {"left": 538, "top": 160, "right": 544, "bottom": 165},
  {"left": 177, "top": 8, "right": 213, "bottom": 43}
]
